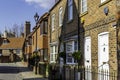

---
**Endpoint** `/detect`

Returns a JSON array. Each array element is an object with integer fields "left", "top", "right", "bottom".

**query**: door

[
  {"left": 98, "top": 32, "right": 109, "bottom": 80},
  {"left": 84, "top": 36, "right": 92, "bottom": 80}
]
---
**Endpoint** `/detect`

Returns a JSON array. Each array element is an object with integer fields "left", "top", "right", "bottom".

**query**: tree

[
  {"left": 12, "top": 24, "right": 19, "bottom": 37},
  {"left": 19, "top": 24, "right": 24, "bottom": 36}
]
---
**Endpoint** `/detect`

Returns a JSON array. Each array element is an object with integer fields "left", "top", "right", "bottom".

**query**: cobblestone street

[{"left": 0, "top": 62, "right": 48, "bottom": 80}]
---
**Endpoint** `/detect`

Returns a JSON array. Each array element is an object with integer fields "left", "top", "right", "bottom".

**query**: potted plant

[
  {"left": 72, "top": 50, "right": 81, "bottom": 79},
  {"left": 72, "top": 50, "right": 81, "bottom": 62}
]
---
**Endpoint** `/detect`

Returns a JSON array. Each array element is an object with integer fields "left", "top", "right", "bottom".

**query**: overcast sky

[{"left": 0, "top": 0, "right": 54, "bottom": 33}]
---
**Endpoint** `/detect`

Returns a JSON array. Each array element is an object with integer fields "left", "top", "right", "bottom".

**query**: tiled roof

[{"left": 0, "top": 37, "right": 25, "bottom": 49}]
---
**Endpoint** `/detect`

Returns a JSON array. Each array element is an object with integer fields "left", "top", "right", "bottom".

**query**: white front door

[
  {"left": 98, "top": 32, "right": 109, "bottom": 80},
  {"left": 84, "top": 36, "right": 92, "bottom": 80}
]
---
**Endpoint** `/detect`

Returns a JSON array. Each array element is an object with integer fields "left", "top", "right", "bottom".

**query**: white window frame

[
  {"left": 66, "top": 41, "right": 77, "bottom": 64},
  {"left": 81, "top": 0, "right": 87, "bottom": 13},
  {"left": 51, "top": 14, "right": 55, "bottom": 31},
  {"left": 59, "top": 7, "right": 63, "bottom": 27},
  {"left": 101, "top": 0, "right": 106, "bottom": 3},
  {"left": 68, "top": 0, "right": 73, "bottom": 21},
  {"left": 50, "top": 46, "right": 57, "bottom": 63}
]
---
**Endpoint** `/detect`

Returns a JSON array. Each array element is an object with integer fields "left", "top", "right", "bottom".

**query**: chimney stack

[{"left": 24, "top": 21, "right": 31, "bottom": 37}]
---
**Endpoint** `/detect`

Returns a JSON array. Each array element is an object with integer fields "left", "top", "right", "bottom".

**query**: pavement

[{"left": 0, "top": 62, "right": 48, "bottom": 80}]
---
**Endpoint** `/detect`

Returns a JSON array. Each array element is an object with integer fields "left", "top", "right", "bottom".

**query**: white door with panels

[
  {"left": 84, "top": 36, "right": 92, "bottom": 80},
  {"left": 98, "top": 32, "right": 109, "bottom": 80}
]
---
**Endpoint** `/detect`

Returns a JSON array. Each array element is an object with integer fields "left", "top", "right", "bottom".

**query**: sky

[{"left": 0, "top": 0, "right": 54, "bottom": 33}]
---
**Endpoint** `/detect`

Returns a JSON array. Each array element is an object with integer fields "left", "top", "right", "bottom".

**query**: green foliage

[
  {"left": 29, "top": 54, "right": 40, "bottom": 66},
  {"left": 72, "top": 51, "right": 81, "bottom": 61}
]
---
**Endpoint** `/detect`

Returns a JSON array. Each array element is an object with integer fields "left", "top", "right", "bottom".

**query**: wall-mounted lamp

[{"left": 104, "top": 6, "right": 109, "bottom": 16}]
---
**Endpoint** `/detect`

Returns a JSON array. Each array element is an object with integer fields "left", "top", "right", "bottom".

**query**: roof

[
  {"left": 31, "top": 12, "right": 49, "bottom": 35},
  {"left": 0, "top": 37, "right": 25, "bottom": 49},
  {"left": 49, "top": 0, "right": 61, "bottom": 12}
]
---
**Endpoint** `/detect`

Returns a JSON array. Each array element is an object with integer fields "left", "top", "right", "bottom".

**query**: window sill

[
  {"left": 67, "top": 19, "right": 73, "bottom": 24},
  {"left": 80, "top": 11, "right": 88, "bottom": 17},
  {"left": 99, "top": 0, "right": 112, "bottom": 7}
]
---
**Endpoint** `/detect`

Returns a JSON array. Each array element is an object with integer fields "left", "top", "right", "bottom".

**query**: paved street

[{"left": 0, "top": 62, "right": 48, "bottom": 80}]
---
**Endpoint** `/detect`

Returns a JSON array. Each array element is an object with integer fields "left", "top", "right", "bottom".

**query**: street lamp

[
  {"left": 34, "top": 12, "right": 39, "bottom": 74},
  {"left": 34, "top": 13, "right": 39, "bottom": 24}
]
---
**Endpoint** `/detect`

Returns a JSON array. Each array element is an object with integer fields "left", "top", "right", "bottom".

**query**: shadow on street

[{"left": 0, "top": 66, "right": 31, "bottom": 74}]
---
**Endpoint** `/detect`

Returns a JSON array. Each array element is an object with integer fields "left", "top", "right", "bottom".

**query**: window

[
  {"left": 60, "top": 43, "right": 64, "bottom": 52},
  {"left": 43, "top": 49, "right": 48, "bottom": 61},
  {"left": 29, "top": 38, "right": 32, "bottom": 45},
  {"left": 74, "top": 41, "right": 78, "bottom": 51},
  {"left": 51, "top": 14, "right": 55, "bottom": 31},
  {"left": 50, "top": 46, "right": 57, "bottom": 63},
  {"left": 40, "top": 49, "right": 48, "bottom": 61},
  {"left": 33, "top": 36, "right": 34, "bottom": 45},
  {"left": 66, "top": 41, "right": 77, "bottom": 64},
  {"left": 3, "top": 40, "right": 8, "bottom": 44},
  {"left": 16, "top": 49, "right": 20, "bottom": 54},
  {"left": 40, "top": 21, "right": 48, "bottom": 35},
  {"left": 101, "top": 0, "right": 106, "bottom": 3},
  {"left": 44, "top": 21, "right": 48, "bottom": 34},
  {"left": 59, "top": 7, "right": 63, "bottom": 26},
  {"left": 68, "top": 0, "right": 73, "bottom": 21},
  {"left": 81, "top": 0, "right": 87, "bottom": 13}
]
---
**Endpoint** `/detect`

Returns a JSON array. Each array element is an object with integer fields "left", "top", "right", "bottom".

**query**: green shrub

[{"left": 72, "top": 51, "right": 81, "bottom": 61}]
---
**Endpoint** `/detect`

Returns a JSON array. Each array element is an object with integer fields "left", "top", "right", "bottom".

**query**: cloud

[{"left": 25, "top": 0, "right": 54, "bottom": 9}]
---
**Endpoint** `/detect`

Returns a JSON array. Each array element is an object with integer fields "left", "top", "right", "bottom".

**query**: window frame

[
  {"left": 40, "top": 21, "right": 48, "bottom": 35},
  {"left": 50, "top": 46, "right": 57, "bottom": 63},
  {"left": 66, "top": 41, "right": 78, "bottom": 64},
  {"left": 101, "top": 0, "right": 106, "bottom": 3},
  {"left": 51, "top": 14, "right": 55, "bottom": 31},
  {"left": 81, "top": 0, "right": 87, "bottom": 13},
  {"left": 59, "top": 7, "right": 63, "bottom": 27},
  {"left": 68, "top": 0, "right": 73, "bottom": 21}
]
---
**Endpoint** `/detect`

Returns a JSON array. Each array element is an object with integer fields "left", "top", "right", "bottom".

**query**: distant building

[{"left": 0, "top": 37, "right": 25, "bottom": 63}]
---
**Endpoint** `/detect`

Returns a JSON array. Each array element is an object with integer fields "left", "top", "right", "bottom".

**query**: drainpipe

[
  {"left": 117, "top": 20, "right": 120, "bottom": 80},
  {"left": 77, "top": 0, "right": 82, "bottom": 80}
]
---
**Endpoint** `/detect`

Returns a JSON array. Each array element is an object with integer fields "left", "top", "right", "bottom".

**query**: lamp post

[{"left": 34, "top": 12, "right": 39, "bottom": 74}]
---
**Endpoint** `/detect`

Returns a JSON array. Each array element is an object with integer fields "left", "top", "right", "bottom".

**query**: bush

[{"left": 72, "top": 51, "right": 81, "bottom": 61}]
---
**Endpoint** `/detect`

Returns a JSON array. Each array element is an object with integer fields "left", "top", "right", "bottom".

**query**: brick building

[
  {"left": 24, "top": 13, "right": 49, "bottom": 76},
  {"left": 31, "top": 13, "right": 49, "bottom": 62},
  {"left": 48, "top": 0, "right": 79, "bottom": 64},
  {"left": 48, "top": 0, "right": 120, "bottom": 80},
  {"left": 48, "top": 0, "right": 79, "bottom": 79},
  {"left": 79, "top": 0, "right": 119, "bottom": 79},
  {"left": 0, "top": 37, "right": 25, "bottom": 63}
]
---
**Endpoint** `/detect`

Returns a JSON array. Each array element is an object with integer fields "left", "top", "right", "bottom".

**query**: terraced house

[
  {"left": 26, "top": 13, "right": 49, "bottom": 76},
  {"left": 48, "top": 0, "right": 120, "bottom": 80},
  {"left": 79, "top": 0, "right": 120, "bottom": 80},
  {"left": 48, "top": 0, "right": 79, "bottom": 79}
]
